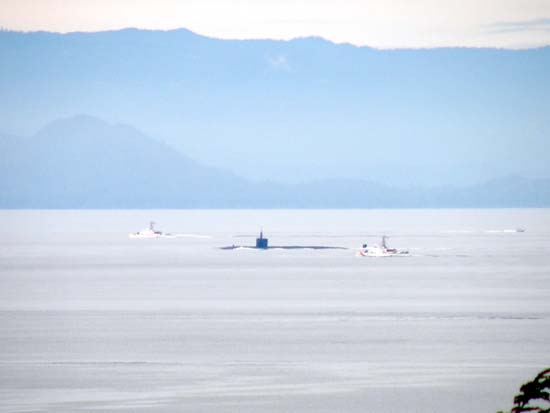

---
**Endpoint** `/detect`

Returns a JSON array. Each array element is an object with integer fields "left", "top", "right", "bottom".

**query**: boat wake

[
  {"left": 485, "top": 229, "right": 526, "bottom": 233},
  {"left": 129, "top": 222, "right": 211, "bottom": 239},
  {"left": 443, "top": 228, "right": 526, "bottom": 234},
  {"left": 162, "top": 233, "right": 211, "bottom": 239}
]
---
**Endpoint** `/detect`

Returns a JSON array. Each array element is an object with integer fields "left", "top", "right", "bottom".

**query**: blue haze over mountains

[{"left": 0, "top": 28, "right": 549, "bottom": 208}]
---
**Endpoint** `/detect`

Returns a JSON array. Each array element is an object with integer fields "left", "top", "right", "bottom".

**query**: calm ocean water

[{"left": 1, "top": 209, "right": 549, "bottom": 413}]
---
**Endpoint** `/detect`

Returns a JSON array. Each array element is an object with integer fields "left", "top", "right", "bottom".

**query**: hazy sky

[{"left": 1, "top": 0, "right": 550, "bottom": 48}]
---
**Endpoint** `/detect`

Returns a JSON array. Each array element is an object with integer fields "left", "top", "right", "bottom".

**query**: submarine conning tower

[{"left": 256, "top": 230, "right": 269, "bottom": 249}]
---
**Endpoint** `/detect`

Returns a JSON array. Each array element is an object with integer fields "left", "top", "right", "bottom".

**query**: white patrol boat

[
  {"left": 357, "top": 236, "right": 409, "bottom": 257},
  {"left": 129, "top": 222, "right": 164, "bottom": 239}
]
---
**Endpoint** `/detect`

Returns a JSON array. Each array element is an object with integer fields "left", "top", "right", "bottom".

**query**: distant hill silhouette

[
  {"left": 0, "top": 115, "right": 251, "bottom": 208},
  {"left": 0, "top": 29, "right": 549, "bottom": 187},
  {"left": 1, "top": 115, "right": 548, "bottom": 208}
]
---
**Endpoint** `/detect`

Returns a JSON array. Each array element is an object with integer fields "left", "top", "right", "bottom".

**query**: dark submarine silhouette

[{"left": 220, "top": 230, "right": 348, "bottom": 250}]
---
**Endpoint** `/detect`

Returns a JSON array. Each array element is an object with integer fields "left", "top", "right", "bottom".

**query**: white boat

[
  {"left": 129, "top": 221, "right": 164, "bottom": 239},
  {"left": 357, "top": 236, "right": 408, "bottom": 257}
]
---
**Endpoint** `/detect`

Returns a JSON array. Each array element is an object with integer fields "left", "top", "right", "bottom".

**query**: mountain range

[
  {"left": 1, "top": 28, "right": 549, "bottom": 188},
  {"left": 1, "top": 115, "right": 548, "bottom": 208}
]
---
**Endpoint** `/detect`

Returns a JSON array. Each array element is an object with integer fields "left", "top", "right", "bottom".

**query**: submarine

[{"left": 220, "top": 231, "right": 348, "bottom": 250}]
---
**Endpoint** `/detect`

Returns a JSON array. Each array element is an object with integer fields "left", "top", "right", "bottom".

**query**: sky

[{"left": 1, "top": 0, "right": 550, "bottom": 48}]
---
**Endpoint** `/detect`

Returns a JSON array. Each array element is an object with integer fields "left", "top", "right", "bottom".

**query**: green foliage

[{"left": 499, "top": 368, "right": 550, "bottom": 413}]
